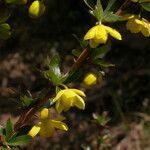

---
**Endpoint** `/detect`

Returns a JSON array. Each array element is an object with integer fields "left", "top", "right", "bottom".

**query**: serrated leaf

[
  {"left": 8, "top": 135, "right": 32, "bottom": 146},
  {"left": 5, "top": 118, "right": 13, "bottom": 141},
  {"left": 141, "top": 3, "right": 150, "bottom": 12},
  {"left": 93, "top": 59, "right": 115, "bottom": 68},
  {"left": 91, "top": 41, "right": 111, "bottom": 59}
]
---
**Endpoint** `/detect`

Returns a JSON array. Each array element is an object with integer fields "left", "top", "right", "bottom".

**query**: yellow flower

[
  {"left": 84, "top": 24, "right": 122, "bottom": 48},
  {"left": 53, "top": 89, "right": 86, "bottom": 113},
  {"left": 126, "top": 15, "right": 150, "bottom": 37},
  {"left": 84, "top": 73, "right": 97, "bottom": 86},
  {"left": 28, "top": 108, "right": 68, "bottom": 138},
  {"left": 28, "top": 0, "right": 45, "bottom": 19}
]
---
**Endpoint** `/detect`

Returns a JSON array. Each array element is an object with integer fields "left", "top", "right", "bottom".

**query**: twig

[
  {"left": 14, "top": 47, "right": 90, "bottom": 131},
  {"left": 115, "top": 0, "right": 130, "bottom": 16}
]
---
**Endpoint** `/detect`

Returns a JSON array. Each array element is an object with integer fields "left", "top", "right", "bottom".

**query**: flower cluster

[
  {"left": 126, "top": 15, "right": 150, "bottom": 37},
  {"left": 28, "top": 108, "right": 68, "bottom": 138},
  {"left": 29, "top": 88, "right": 86, "bottom": 138}
]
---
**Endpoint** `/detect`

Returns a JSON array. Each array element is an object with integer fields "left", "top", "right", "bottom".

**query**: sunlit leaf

[
  {"left": 5, "top": 118, "right": 13, "bottom": 141},
  {"left": 103, "top": 11, "right": 120, "bottom": 22},
  {"left": 8, "top": 135, "right": 32, "bottom": 146}
]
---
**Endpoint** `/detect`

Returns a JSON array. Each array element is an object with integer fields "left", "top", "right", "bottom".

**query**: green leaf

[
  {"left": 83, "top": 0, "right": 95, "bottom": 10},
  {"left": 141, "top": 3, "right": 150, "bottom": 12},
  {"left": 0, "top": 23, "right": 11, "bottom": 40},
  {"left": 0, "top": 127, "right": 4, "bottom": 134},
  {"left": 93, "top": 59, "right": 115, "bottom": 68},
  {"left": 139, "top": 0, "right": 150, "bottom": 3},
  {"left": 104, "top": 0, "right": 118, "bottom": 12},
  {"left": 8, "top": 135, "right": 32, "bottom": 146},
  {"left": 5, "top": 118, "right": 13, "bottom": 141},
  {"left": 103, "top": 11, "right": 120, "bottom": 22},
  {"left": 22, "top": 95, "right": 35, "bottom": 107},
  {"left": 49, "top": 55, "right": 61, "bottom": 77},
  {"left": 64, "top": 69, "right": 82, "bottom": 84},
  {"left": 93, "top": 113, "right": 109, "bottom": 126},
  {"left": 94, "top": 0, "right": 103, "bottom": 21},
  {"left": 91, "top": 41, "right": 111, "bottom": 59},
  {"left": 0, "top": 147, "right": 7, "bottom": 150},
  {"left": 43, "top": 70, "right": 61, "bottom": 85}
]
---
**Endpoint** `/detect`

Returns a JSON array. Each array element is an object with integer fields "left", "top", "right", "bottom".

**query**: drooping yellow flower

[
  {"left": 84, "top": 73, "right": 97, "bottom": 86},
  {"left": 28, "top": 0, "right": 45, "bottom": 19},
  {"left": 126, "top": 15, "right": 150, "bottom": 37},
  {"left": 28, "top": 108, "right": 68, "bottom": 138},
  {"left": 53, "top": 89, "right": 86, "bottom": 113},
  {"left": 84, "top": 24, "right": 122, "bottom": 48}
]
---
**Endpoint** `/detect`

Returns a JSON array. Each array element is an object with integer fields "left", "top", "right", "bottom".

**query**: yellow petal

[
  {"left": 55, "top": 100, "right": 64, "bottom": 113},
  {"left": 84, "top": 26, "right": 97, "bottom": 40},
  {"left": 53, "top": 90, "right": 64, "bottom": 102},
  {"left": 28, "top": 123, "right": 41, "bottom": 138},
  {"left": 51, "top": 120, "right": 68, "bottom": 131},
  {"left": 103, "top": 25, "right": 122, "bottom": 40},
  {"left": 120, "top": 14, "right": 134, "bottom": 21},
  {"left": 89, "top": 39, "right": 99, "bottom": 48},
  {"left": 40, "top": 120, "right": 54, "bottom": 138},
  {"left": 40, "top": 108, "right": 49, "bottom": 120},
  {"left": 70, "top": 89, "right": 86, "bottom": 97},
  {"left": 126, "top": 18, "right": 142, "bottom": 33},
  {"left": 94, "top": 25, "right": 108, "bottom": 43},
  {"left": 74, "top": 95, "right": 85, "bottom": 110},
  {"left": 141, "top": 22, "right": 150, "bottom": 37},
  {"left": 84, "top": 73, "right": 97, "bottom": 86}
]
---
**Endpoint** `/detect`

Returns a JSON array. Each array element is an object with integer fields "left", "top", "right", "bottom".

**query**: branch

[{"left": 14, "top": 47, "right": 90, "bottom": 131}]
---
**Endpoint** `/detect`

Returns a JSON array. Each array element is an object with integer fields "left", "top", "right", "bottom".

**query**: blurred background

[{"left": 0, "top": 0, "right": 150, "bottom": 149}]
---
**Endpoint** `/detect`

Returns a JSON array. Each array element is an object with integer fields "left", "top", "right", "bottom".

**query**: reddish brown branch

[
  {"left": 14, "top": 87, "right": 55, "bottom": 131},
  {"left": 115, "top": 0, "right": 130, "bottom": 16},
  {"left": 70, "top": 47, "right": 90, "bottom": 71},
  {"left": 14, "top": 47, "right": 90, "bottom": 131}
]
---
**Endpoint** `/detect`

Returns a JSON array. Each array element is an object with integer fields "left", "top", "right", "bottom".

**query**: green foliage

[
  {"left": 0, "top": 119, "right": 31, "bottom": 149},
  {"left": 93, "top": 113, "right": 110, "bottom": 126},
  {"left": 8, "top": 135, "right": 32, "bottom": 146},
  {"left": 5, "top": 119, "right": 13, "bottom": 141},
  {"left": 0, "top": 23, "right": 11, "bottom": 40},
  {"left": 42, "top": 55, "right": 67, "bottom": 86},
  {"left": 140, "top": 3, "right": 150, "bottom": 12}
]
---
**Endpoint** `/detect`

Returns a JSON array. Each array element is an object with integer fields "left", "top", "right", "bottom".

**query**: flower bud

[
  {"left": 28, "top": 0, "right": 45, "bottom": 19},
  {"left": 84, "top": 73, "right": 97, "bottom": 86}
]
